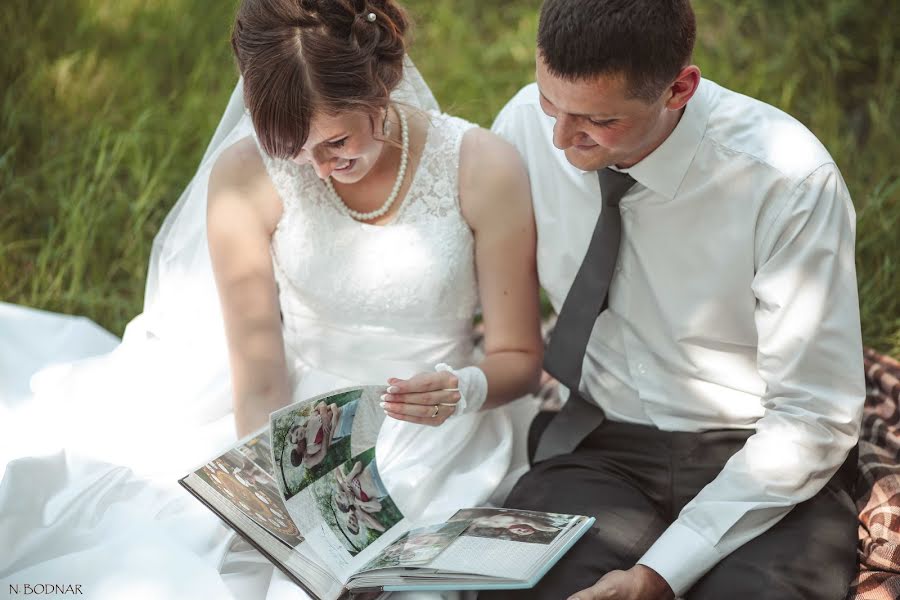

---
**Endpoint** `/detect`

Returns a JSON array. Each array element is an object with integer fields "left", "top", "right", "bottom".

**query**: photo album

[{"left": 179, "top": 386, "right": 595, "bottom": 599}]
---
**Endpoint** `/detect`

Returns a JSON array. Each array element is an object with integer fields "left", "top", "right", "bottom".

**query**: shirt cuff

[{"left": 636, "top": 521, "right": 722, "bottom": 597}]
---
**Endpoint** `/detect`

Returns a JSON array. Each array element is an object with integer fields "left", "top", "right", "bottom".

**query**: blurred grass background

[{"left": 1, "top": 0, "right": 897, "bottom": 354}]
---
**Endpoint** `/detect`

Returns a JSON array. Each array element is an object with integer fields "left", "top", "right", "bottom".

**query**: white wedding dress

[
  {"left": 0, "top": 68, "right": 536, "bottom": 599},
  {"left": 261, "top": 109, "right": 532, "bottom": 523}
]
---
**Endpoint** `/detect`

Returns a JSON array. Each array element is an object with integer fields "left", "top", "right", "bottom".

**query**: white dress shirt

[{"left": 492, "top": 78, "right": 864, "bottom": 595}]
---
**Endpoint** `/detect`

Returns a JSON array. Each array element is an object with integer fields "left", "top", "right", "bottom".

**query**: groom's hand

[{"left": 568, "top": 565, "right": 674, "bottom": 600}]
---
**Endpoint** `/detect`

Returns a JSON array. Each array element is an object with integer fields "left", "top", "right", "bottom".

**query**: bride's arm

[
  {"left": 381, "top": 127, "right": 543, "bottom": 424},
  {"left": 456, "top": 127, "right": 543, "bottom": 408},
  {"left": 207, "top": 138, "right": 290, "bottom": 437}
]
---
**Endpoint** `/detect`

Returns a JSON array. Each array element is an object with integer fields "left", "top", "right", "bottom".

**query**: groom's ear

[{"left": 664, "top": 65, "right": 702, "bottom": 112}]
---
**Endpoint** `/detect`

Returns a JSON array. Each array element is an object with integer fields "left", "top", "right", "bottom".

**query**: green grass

[{"left": 2, "top": 0, "right": 897, "bottom": 355}]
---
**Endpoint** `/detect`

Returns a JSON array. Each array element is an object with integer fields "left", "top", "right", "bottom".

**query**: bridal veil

[{"left": 2, "top": 58, "right": 440, "bottom": 479}]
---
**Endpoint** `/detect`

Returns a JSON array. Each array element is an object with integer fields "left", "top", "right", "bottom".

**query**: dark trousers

[{"left": 480, "top": 413, "right": 859, "bottom": 600}]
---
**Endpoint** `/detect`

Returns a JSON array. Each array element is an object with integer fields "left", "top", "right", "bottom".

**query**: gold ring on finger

[{"left": 430, "top": 405, "right": 440, "bottom": 418}]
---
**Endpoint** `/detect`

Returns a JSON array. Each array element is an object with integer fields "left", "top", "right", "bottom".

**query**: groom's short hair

[{"left": 537, "top": 0, "right": 696, "bottom": 102}]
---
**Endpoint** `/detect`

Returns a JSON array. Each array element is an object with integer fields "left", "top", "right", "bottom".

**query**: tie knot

[{"left": 598, "top": 168, "right": 636, "bottom": 206}]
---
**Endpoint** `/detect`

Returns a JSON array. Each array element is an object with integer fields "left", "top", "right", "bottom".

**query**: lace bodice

[{"left": 258, "top": 111, "right": 479, "bottom": 383}]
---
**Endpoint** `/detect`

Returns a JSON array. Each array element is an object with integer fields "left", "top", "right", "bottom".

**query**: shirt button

[{"left": 637, "top": 363, "right": 647, "bottom": 374}]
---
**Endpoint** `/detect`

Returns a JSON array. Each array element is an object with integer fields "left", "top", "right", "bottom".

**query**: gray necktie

[{"left": 534, "top": 168, "right": 636, "bottom": 462}]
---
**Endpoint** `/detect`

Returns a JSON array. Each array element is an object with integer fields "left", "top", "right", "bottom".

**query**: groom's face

[{"left": 536, "top": 56, "right": 670, "bottom": 171}]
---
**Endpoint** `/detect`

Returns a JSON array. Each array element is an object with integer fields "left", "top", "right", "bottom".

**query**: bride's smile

[
  {"left": 290, "top": 108, "right": 404, "bottom": 187},
  {"left": 333, "top": 159, "right": 355, "bottom": 172}
]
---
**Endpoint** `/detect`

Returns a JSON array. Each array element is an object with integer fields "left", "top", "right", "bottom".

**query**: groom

[{"left": 488, "top": 1, "right": 864, "bottom": 599}]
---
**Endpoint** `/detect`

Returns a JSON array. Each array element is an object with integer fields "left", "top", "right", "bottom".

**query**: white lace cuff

[{"left": 434, "top": 363, "right": 488, "bottom": 416}]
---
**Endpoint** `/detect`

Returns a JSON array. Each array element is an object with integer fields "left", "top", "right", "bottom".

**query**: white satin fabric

[{"left": 0, "top": 304, "right": 238, "bottom": 598}]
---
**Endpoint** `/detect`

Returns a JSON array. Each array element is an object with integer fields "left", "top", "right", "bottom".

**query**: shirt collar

[
  {"left": 623, "top": 79, "right": 714, "bottom": 200},
  {"left": 568, "top": 78, "right": 714, "bottom": 201}
]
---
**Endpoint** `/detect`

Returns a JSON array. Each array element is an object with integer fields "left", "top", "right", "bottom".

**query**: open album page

[
  {"left": 350, "top": 508, "right": 583, "bottom": 588},
  {"left": 269, "top": 386, "right": 412, "bottom": 583},
  {"left": 186, "top": 429, "right": 341, "bottom": 596}
]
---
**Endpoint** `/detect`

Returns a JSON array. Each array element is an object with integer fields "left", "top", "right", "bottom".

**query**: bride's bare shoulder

[
  {"left": 208, "top": 136, "right": 281, "bottom": 233},
  {"left": 210, "top": 136, "right": 268, "bottom": 190},
  {"left": 457, "top": 127, "right": 532, "bottom": 226}
]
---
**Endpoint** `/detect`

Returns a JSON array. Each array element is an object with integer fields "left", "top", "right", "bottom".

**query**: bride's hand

[{"left": 380, "top": 372, "right": 461, "bottom": 427}]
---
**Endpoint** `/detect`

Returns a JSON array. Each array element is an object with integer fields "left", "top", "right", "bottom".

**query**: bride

[
  {"left": 1, "top": 0, "right": 541, "bottom": 597},
  {"left": 216, "top": 0, "right": 542, "bottom": 518}
]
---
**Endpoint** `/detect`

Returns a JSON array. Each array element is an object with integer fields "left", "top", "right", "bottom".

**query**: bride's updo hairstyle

[{"left": 232, "top": 0, "right": 409, "bottom": 159}]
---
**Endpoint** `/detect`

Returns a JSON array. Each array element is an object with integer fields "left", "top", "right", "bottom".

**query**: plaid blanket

[{"left": 847, "top": 348, "right": 900, "bottom": 599}]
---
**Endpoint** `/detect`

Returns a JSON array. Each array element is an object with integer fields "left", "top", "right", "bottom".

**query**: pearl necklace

[{"left": 326, "top": 107, "right": 409, "bottom": 222}]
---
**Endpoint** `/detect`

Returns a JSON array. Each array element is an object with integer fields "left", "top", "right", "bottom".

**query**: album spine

[{"left": 177, "top": 477, "right": 323, "bottom": 600}]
